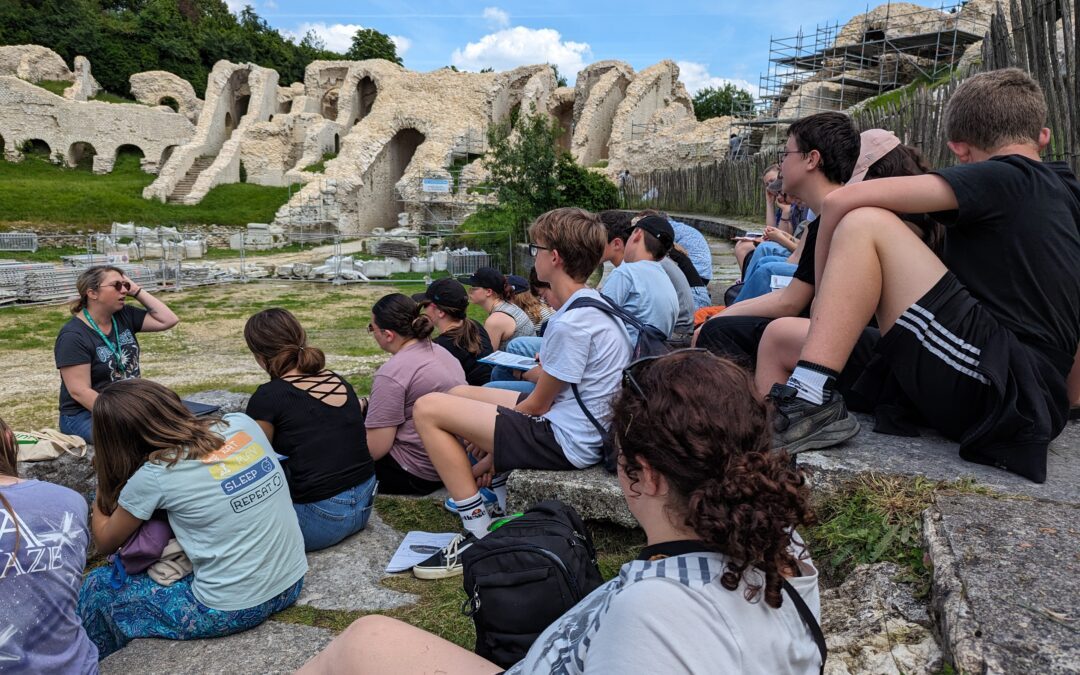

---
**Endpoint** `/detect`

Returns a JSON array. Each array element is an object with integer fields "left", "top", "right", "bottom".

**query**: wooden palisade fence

[{"left": 630, "top": 0, "right": 1077, "bottom": 218}]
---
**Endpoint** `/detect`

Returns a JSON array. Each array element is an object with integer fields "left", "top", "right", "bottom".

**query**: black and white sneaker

[
  {"left": 412, "top": 532, "right": 477, "bottom": 580},
  {"left": 768, "top": 383, "right": 860, "bottom": 454}
]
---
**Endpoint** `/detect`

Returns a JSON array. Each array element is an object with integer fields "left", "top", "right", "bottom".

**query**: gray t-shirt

[
  {"left": 0, "top": 480, "right": 98, "bottom": 673},
  {"left": 659, "top": 256, "right": 696, "bottom": 334},
  {"left": 599, "top": 260, "right": 679, "bottom": 341},
  {"left": 492, "top": 301, "right": 536, "bottom": 341},
  {"left": 119, "top": 413, "right": 307, "bottom": 611},
  {"left": 539, "top": 288, "right": 632, "bottom": 467},
  {"left": 508, "top": 547, "right": 822, "bottom": 675},
  {"left": 365, "top": 341, "right": 466, "bottom": 481}
]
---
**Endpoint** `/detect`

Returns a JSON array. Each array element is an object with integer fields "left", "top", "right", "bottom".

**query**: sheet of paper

[
  {"left": 386, "top": 531, "right": 460, "bottom": 573},
  {"left": 478, "top": 350, "right": 537, "bottom": 371}
]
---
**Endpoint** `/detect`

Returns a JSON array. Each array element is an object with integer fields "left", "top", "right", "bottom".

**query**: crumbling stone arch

[
  {"left": 23, "top": 138, "right": 52, "bottom": 159},
  {"left": 355, "top": 127, "right": 426, "bottom": 231},
  {"left": 354, "top": 76, "right": 377, "bottom": 124},
  {"left": 115, "top": 143, "right": 146, "bottom": 172},
  {"left": 224, "top": 112, "right": 235, "bottom": 133},
  {"left": 552, "top": 98, "right": 574, "bottom": 151},
  {"left": 159, "top": 96, "right": 180, "bottom": 112},
  {"left": 68, "top": 141, "right": 97, "bottom": 169},
  {"left": 159, "top": 144, "right": 178, "bottom": 168}
]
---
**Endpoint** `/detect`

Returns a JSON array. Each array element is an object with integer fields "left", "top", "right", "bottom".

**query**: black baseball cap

[
  {"left": 411, "top": 277, "right": 468, "bottom": 311},
  {"left": 457, "top": 266, "right": 506, "bottom": 293},
  {"left": 633, "top": 215, "right": 675, "bottom": 253}
]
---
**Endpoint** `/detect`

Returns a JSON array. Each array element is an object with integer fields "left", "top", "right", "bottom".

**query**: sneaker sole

[
  {"left": 412, "top": 565, "right": 463, "bottom": 580},
  {"left": 782, "top": 415, "right": 861, "bottom": 455}
]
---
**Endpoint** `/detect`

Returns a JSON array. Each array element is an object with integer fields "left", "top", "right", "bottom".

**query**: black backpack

[
  {"left": 565, "top": 294, "right": 670, "bottom": 473},
  {"left": 461, "top": 500, "right": 604, "bottom": 668}
]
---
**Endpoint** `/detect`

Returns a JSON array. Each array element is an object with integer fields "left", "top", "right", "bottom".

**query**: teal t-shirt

[{"left": 118, "top": 413, "right": 307, "bottom": 611}]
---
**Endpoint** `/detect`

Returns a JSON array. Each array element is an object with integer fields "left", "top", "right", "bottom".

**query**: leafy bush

[{"left": 557, "top": 155, "right": 618, "bottom": 213}]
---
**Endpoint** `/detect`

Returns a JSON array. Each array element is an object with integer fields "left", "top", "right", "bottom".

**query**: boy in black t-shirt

[{"left": 770, "top": 68, "right": 1080, "bottom": 482}]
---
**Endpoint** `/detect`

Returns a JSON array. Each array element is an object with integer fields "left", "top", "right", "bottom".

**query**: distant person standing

[{"left": 729, "top": 133, "right": 743, "bottom": 159}]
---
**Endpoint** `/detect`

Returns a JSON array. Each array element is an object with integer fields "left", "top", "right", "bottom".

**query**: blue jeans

[
  {"left": 735, "top": 261, "right": 798, "bottom": 303},
  {"left": 743, "top": 242, "right": 790, "bottom": 281},
  {"left": 691, "top": 285, "right": 713, "bottom": 310},
  {"left": 486, "top": 336, "right": 542, "bottom": 395},
  {"left": 60, "top": 409, "right": 93, "bottom": 444},
  {"left": 79, "top": 566, "right": 303, "bottom": 659},
  {"left": 293, "top": 473, "right": 378, "bottom": 552}
]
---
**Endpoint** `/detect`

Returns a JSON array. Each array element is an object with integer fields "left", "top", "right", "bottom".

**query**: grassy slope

[{"left": 0, "top": 154, "right": 295, "bottom": 229}]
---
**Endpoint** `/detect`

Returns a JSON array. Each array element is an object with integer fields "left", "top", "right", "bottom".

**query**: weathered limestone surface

[
  {"left": 129, "top": 70, "right": 204, "bottom": 123},
  {"left": 0, "top": 44, "right": 71, "bottom": 82},
  {"left": 63, "top": 55, "right": 102, "bottom": 102},
  {"left": 100, "top": 620, "right": 334, "bottom": 674},
  {"left": 821, "top": 563, "right": 943, "bottom": 675},
  {"left": 924, "top": 494, "right": 1080, "bottom": 673},
  {"left": 0, "top": 75, "right": 193, "bottom": 172}
]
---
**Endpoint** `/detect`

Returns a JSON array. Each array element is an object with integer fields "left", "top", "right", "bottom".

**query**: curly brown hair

[{"left": 611, "top": 350, "right": 814, "bottom": 609}]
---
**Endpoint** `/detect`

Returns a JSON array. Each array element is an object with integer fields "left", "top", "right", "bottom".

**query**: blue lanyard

[{"left": 83, "top": 309, "right": 126, "bottom": 375}]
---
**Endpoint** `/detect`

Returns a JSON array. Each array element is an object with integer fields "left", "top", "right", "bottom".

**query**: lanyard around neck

[{"left": 83, "top": 309, "right": 126, "bottom": 375}]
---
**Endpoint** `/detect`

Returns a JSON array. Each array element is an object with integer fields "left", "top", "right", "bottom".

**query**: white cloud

[
  {"left": 224, "top": 0, "right": 247, "bottom": 13},
  {"left": 676, "top": 61, "right": 758, "bottom": 97},
  {"left": 262, "top": 0, "right": 277, "bottom": 9},
  {"left": 482, "top": 7, "right": 511, "bottom": 29},
  {"left": 288, "top": 23, "right": 410, "bottom": 58},
  {"left": 451, "top": 27, "right": 591, "bottom": 79}
]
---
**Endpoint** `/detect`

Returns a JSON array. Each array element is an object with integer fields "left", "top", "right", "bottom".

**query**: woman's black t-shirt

[
  {"left": 54, "top": 305, "right": 147, "bottom": 415},
  {"left": 245, "top": 372, "right": 375, "bottom": 503},
  {"left": 434, "top": 319, "right": 494, "bottom": 386}
]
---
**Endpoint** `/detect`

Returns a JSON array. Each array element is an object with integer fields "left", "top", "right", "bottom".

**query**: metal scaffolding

[{"left": 733, "top": 1, "right": 987, "bottom": 154}]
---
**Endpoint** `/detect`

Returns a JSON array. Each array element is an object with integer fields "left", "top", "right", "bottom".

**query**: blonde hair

[{"left": 527, "top": 208, "right": 606, "bottom": 282}]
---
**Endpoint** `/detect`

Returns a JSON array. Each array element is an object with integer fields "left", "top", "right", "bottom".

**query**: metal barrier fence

[{"left": 0, "top": 233, "right": 38, "bottom": 252}]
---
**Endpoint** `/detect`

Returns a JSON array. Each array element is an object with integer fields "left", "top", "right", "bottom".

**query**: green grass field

[{"left": 0, "top": 153, "right": 296, "bottom": 229}]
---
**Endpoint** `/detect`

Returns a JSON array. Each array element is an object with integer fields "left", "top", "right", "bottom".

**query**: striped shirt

[{"left": 492, "top": 301, "right": 536, "bottom": 340}]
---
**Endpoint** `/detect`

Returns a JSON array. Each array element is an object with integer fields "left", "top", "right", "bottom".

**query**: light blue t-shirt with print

[
  {"left": 670, "top": 219, "right": 713, "bottom": 281},
  {"left": 540, "top": 288, "right": 633, "bottom": 467},
  {"left": 119, "top": 413, "right": 307, "bottom": 611},
  {"left": 600, "top": 260, "right": 679, "bottom": 341}
]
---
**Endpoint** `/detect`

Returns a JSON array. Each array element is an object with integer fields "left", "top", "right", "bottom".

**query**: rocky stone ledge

[{"left": 507, "top": 465, "right": 633, "bottom": 528}]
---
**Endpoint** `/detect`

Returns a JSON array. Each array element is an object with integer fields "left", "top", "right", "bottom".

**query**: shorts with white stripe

[{"left": 874, "top": 272, "right": 994, "bottom": 440}]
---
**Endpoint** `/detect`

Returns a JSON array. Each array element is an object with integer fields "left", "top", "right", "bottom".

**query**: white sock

[
  {"left": 786, "top": 365, "right": 830, "bottom": 405},
  {"left": 490, "top": 473, "right": 509, "bottom": 512},
  {"left": 455, "top": 493, "right": 493, "bottom": 539}
]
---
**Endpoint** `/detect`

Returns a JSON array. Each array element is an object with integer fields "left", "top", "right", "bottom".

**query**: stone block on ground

[
  {"left": 18, "top": 447, "right": 96, "bottom": 504},
  {"left": 296, "top": 511, "right": 417, "bottom": 611},
  {"left": 800, "top": 417, "right": 1079, "bottom": 503},
  {"left": 923, "top": 493, "right": 1080, "bottom": 674},
  {"left": 821, "top": 562, "right": 942, "bottom": 675},
  {"left": 99, "top": 620, "right": 334, "bottom": 674},
  {"left": 183, "top": 389, "right": 251, "bottom": 414},
  {"left": 508, "top": 466, "right": 633, "bottom": 528}
]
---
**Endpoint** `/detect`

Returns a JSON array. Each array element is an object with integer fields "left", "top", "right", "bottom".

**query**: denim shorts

[{"left": 293, "top": 474, "right": 378, "bottom": 552}]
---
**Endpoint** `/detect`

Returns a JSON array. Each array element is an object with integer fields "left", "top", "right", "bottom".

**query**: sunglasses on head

[
  {"left": 99, "top": 280, "right": 131, "bottom": 292},
  {"left": 622, "top": 348, "right": 709, "bottom": 401}
]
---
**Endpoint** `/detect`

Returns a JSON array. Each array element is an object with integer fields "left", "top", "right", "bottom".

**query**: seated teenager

[
  {"left": 507, "top": 273, "right": 554, "bottom": 334},
  {"left": 769, "top": 68, "right": 1080, "bottom": 484},
  {"left": 462, "top": 267, "right": 535, "bottom": 350},
  {"left": 298, "top": 351, "right": 823, "bottom": 675},
  {"left": 670, "top": 243, "right": 712, "bottom": 310},
  {"left": 601, "top": 215, "right": 680, "bottom": 341},
  {"left": 78, "top": 380, "right": 307, "bottom": 659},
  {"left": 413, "top": 278, "right": 494, "bottom": 386},
  {"left": 366, "top": 293, "right": 467, "bottom": 495},
  {"left": 485, "top": 269, "right": 556, "bottom": 395},
  {"left": 410, "top": 208, "right": 632, "bottom": 578},
  {"left": 694, "top": 112, "right": 861, "bottom": 363},
  {"left": 0, "top": 414, "right": 99, "bottom": 671},
  {"left": 244, "top": 308, "right": 377, "bottom": 552}
]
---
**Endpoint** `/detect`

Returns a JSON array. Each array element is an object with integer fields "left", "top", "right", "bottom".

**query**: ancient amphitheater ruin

[{"left": 0, "top": 0, "right": 997, "bottom": 234}]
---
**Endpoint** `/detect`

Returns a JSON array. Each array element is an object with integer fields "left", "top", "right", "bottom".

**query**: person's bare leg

[
  {"left": 756, "top": 317, "right": 810, "bottom": 398},
  {"left": 413, "top": 392, "right": 503, "bottom": 501},
  {"left": 298, "top": 615, "right": 502, "bottom": 675},
  {"left": 734, "top": 239, "right": 756, "bottom": 272},
  {"left": 800, "top": 207, "right": 948, "bottom": 371},
  {"left": 447, "top": 384, "right": 522, "bottom": 407}
]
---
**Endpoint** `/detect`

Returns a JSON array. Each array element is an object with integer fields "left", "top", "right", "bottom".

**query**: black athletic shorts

[
  {"left": 863, "top": 272, "right": 1070, "bottom": 483},
  {"left": 493, "top": 393, "right": 577, "bottom": 473},
  {"left": 373, "top": 453, "right": 444, "bottom": 496}
]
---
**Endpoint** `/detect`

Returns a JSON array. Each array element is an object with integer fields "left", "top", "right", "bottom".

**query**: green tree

[
  {"left": 345, "top": 28, "right": 402, "bottom": 64},
  {"left": 692, "top": 83, "right": 754, "bottom": 121},
  {"left": 549, "top": 63, "right": 568, "bottom": 87}
]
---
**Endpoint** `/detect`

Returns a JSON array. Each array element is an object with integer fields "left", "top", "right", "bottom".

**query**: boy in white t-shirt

[{"left": 412, "top": 208, "right": 632, "bottom": 578}]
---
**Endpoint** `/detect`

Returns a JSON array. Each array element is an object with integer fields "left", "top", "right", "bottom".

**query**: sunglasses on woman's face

[
  {"left": 99, "top": 281, "right": 131, "bottom": 292},
  {"left": 622, "top": 348, "right": 709, "bottom": 401}
]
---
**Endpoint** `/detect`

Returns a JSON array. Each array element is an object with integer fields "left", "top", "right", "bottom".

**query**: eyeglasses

[
  {"left": 622, "top": 348, "right": 709, "bottom": 401},
  {"left": 777, "top": 149, "right": 807, "bottom": 164},
  {"left": 528, "top": 242, "right": 552, "bottom": 257},
  {"left": 98, "top": 281, "right": 131, "bottom": 292},
  {"left": 367, "top": 322, "right": 375, "bottom": 333}
]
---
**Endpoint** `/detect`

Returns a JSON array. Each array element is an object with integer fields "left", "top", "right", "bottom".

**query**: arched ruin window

[
  {"left": 68, "top": 141, "right": 97, "bottom": 170},
  {"left": 23, "top": 139, "right": 52, "bottom": 159},
  {"left": 115, "top": 144, "right": 146, "bottom": 172},
  {"left": 159, "top": 97, "right": 180, "bottom": 113},
  {"left": 356, "top": 76, "right": 377, "bottom": 123}
]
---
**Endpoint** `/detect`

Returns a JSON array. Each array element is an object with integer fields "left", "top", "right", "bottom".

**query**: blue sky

[{"left": 247, "top": 0, "right": 947, "bottom": 95}]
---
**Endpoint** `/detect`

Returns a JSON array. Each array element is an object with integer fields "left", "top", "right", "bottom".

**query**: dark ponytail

[
  {"left": 610, "top": 351, "right": 813, "bottom": 609},
  {"left": 372, "top": 293, "right": 435, "bottom": 340},
  {"left": 438, "top": 305, "right": 484, "bottom": 355},
  {"left": 244, "top": 308, "right": 326, "bottom": 379}
]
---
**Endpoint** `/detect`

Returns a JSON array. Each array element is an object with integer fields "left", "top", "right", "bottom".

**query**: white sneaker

[{"left": 413, "top": 532, "right": 476, "bottom": 580}]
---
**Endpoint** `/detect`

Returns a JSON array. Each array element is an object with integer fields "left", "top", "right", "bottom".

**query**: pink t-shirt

[{"left": 365, "top": 341, "right": 466, "bottom": 481}]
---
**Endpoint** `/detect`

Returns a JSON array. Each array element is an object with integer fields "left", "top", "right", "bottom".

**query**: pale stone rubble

[{"left": 129, "top": 70, "right": 204, "bottom": 123}]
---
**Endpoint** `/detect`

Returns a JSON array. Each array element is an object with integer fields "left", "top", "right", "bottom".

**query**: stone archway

[
  {"left": 356, "top": 127, "right": 425, "bottom": 231},
  {"left": 552, "top": 99, "right": 574, "bottom": 151},
  {"left": 68, "top": 141, "right": 97, "bottom": 170},
  {"left": 116, "top": 144, "right": 146, "bottom": 172},
  {"left": 159, "top": 96, "right": 180, "bottom": 113},
  {"left": 159, "top": 145, "right": 178, "bottom": 168},
  {"left": 23, "top": 139, "right": 52, "bottom": 160},
  {"left": 355, "top": 76, "right": 377, "bottom": 124}
]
